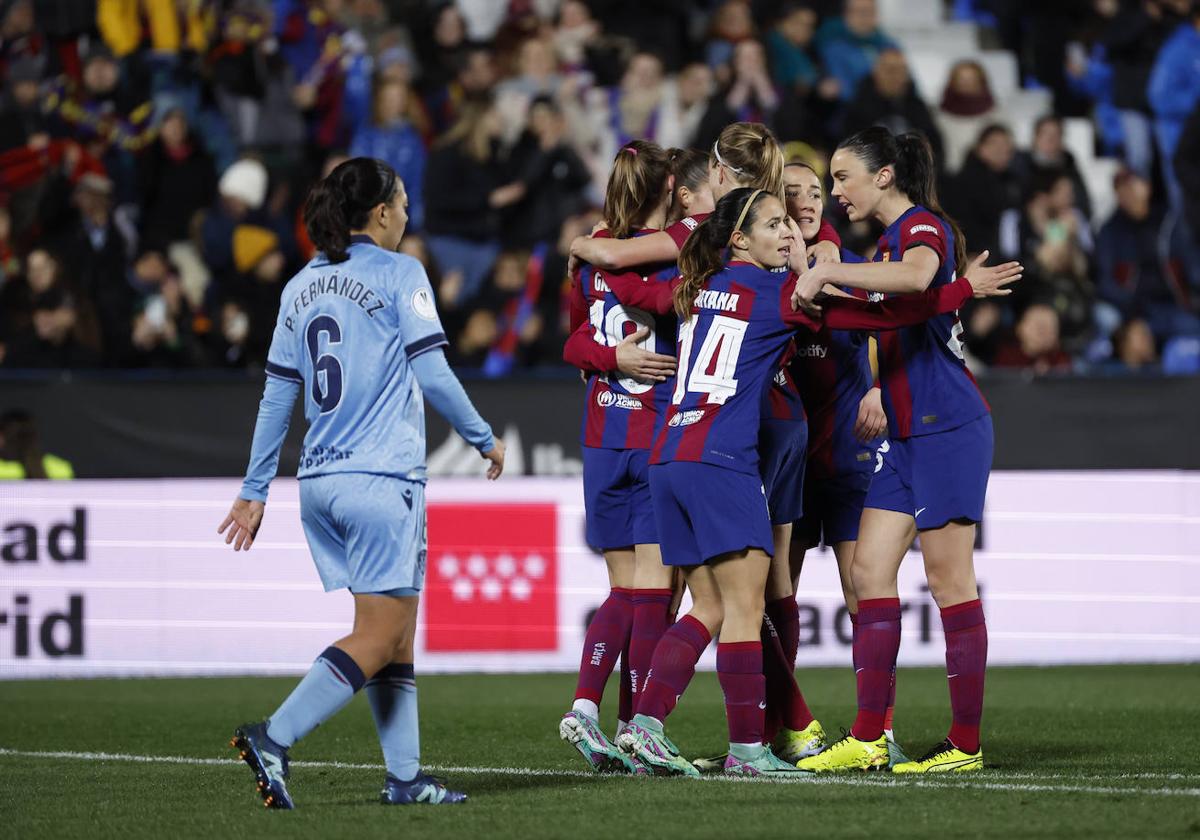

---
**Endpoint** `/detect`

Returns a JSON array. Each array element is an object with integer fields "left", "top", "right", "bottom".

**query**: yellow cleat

[
  {"left": 772, "top": 719, "right": 828, "bottom": 763},
  {"left": 795, "top": 731, "right": 888, "bottom": 772},
  {"left": 891, "top": 739, "right": 983, "bottom": 774}
]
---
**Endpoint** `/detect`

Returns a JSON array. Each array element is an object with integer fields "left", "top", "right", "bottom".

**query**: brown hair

[
  {"left": 710, "top": 122, "right": 785, "bottom": 198},
  {"left": 667, "top": 147, "right": 709, "bottom": 222},
  {"left": 673, "top": 187, "right": 772, "bottom": 316},
  {"left": 602, "top": 140, "right": 671, "bottom": 239}
]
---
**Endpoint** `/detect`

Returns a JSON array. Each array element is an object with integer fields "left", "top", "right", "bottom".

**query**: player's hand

[
  {"left": 791, "top": 262, "right": 830, "bottom": 309},
  {"left": 615, "top": 326, "right": 676, "bottom": 383},
  {"left": 854, "top": 387, "right": 887, "bottom": 442},
  {"left": 782, "top": 216, "right": 808, "bottom": 276},
  {"left": 806, "top": 238, "right": 841, "bottom": 266},
  {"left": 963, "top": 250, "right": 1022, "bottom": 298},
  {"left": 218, "top": 498, "right": 265, "bottom": 551},
  {"left": 482, "top": 439, "right": 506, "bottom": 480}
]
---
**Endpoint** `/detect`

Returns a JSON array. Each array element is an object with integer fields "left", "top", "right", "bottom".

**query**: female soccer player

[
  {"left": 781, "top": 161, "right": 906, "bottom": 759},
  {"left": 792, "top": 128, "right": 1000, "bottom": 773},
  {"left": 616, "top": 187, "right": 1016, "bottom": 777},
  {"left": 557, "top": 139, "right": 681, "bottom": 774},
  {"left": 219, "top": 158, "right": 505, "bottom": 808}
]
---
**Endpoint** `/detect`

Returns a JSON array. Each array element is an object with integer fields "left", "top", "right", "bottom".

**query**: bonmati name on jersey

[{"left": 283, "top": 273, "right": 388, "bottom": 331}]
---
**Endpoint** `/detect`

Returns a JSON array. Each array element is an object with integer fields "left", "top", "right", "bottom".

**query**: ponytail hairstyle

[
  {"left": 303, "top": 157, "right": 399, "bottom": 263},
  {"left": 836, "top": 127, "right": 966, "bottom": 271},
  {"left": 667, "top": 147, "right": 709, "bottom": 222},
  {"left": 710, "top": 121, "right": 785, "bottom": 198},
  {"left": 602, "top": 139, "right": 671, "bottom": 239},
  {"left": 674, "top": 186, "right": 771, "bottom": 317}
]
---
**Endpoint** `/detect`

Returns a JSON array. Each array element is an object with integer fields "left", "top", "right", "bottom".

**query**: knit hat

[
  {"left": 218, "top": 159, "right": 268, "bottom": 210},
  {"left": 232, "top": 224, "right": 280, "bottom": 272}
]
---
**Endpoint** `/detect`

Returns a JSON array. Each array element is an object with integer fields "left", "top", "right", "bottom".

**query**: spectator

[
  {"left": 4, "top": 285, "right": 101, "bottom": 369},
  {"left": 0, "top": 56, "right": 48, "bottom": 152},
  {"left": 993, "top": 303, "right": 1074, "bottom": 374},
  {"left": 127, "top": 248, "right": 198, "bottom": 368},
  {"left": 936, "top": 60, "right": 999, "bottom": 173},
  {"left": 768, "top": 3, "right": 821, "bottom": 93},
  {"left": 206, "top": 299, "right": 255, "bottom": 369},
  {"left": 1095, "top": 169, "right": 1199, "bottom": 340},
  {"left": 502, "top": 97, "right": 591, "bottom": 249},
  {"left": 589, "top": 52, "right": 670, "bottom": 166},
  {"left": 52, "top": 173, "right": 136, "bottom": 365},
  {"left": 1104, "top": 316, "right": 1160, "bottom": 372},
  {"left": 0, "top": 409, "right": 74, "bottom": 479},
  {"left": 1147, "top": 4, "right": 1200, "bottom": 211},
  {"left": 694, "top": 40, "right": 781, "bottom": 150},
  {"left": 1013, "top": 114, "right": 1094, "bottom": 219},
  {"left": 841, "top": 49, "right": 944, "bottom": 164},
  {"left": 659, "top": 61, "right": 715, "bottom": 150},
  {"left": 495, "top": 36, "right": 566, "bottom": 142},
  {"left": 816, "top": 0, "right": 898, "bottom": 103},
  {"left": 949, "top": 124, "right": 1022, "bottom": 259},
  {"left": 705, "top": 0, "right": 757, "bottom": 80},
  {"left": 137, "top": 107, "right": 216, "bottom": 250},
  {"left": 1175, "top": 98, "right": 1200, "bottom": 248},
  {"left": 1098, "top": 0, "right": 1177, "bottom": 178},
  {"left": 423, "top": 101, "right": 518, "bottom": 307},
  {"left": 552, "top": 0, "right": 601, "bottom": 74},
  {"left": 350, "top": 76, "right": 427, "bottom": 231}
]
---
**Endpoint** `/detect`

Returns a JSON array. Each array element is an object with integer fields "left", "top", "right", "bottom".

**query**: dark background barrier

[{"left": 5, "top": 371, "right": 1199, "bottom": 477}]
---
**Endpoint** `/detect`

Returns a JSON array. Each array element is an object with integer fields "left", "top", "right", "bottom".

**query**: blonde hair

[
  {"left": 436, "top": 101, "right": 494, "bottom": 163},
  {"left": 711, "top": 122, "right": 785, "bottom": 198},
  {"left": 602, "top": 140, "right": 671, "bottom": 239}
]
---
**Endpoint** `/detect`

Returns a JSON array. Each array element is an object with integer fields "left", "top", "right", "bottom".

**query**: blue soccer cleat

[
  {"left": 381, "top": 772, "right": 468, "bottom": 805},
  {"left": 230, "top": 721, "right": 294, "bottom": 809}
]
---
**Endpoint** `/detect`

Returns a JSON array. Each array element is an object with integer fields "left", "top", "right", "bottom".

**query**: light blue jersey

[{"left": 264, "top": 235, "right": 452, "bottom": 483}]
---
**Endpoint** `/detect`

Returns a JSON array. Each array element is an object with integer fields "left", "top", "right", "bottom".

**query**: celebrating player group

[{"left": 558, "top": 121, "right": 1021, "bottom": 778}]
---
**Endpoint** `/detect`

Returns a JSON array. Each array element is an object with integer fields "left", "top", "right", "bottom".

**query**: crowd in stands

[{"left": 0, "top": 0, "right": 1197, "bottom": 377}]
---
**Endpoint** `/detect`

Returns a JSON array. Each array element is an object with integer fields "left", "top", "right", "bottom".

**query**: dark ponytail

[
  {"left": 303, "top": 157, "right": 399, "bottom": 263},
  {"left": 837, "top": 127, "right": 966, "bottom": 272},
  {"left": 674, "top": 187, "right": 770, "bottom": 317},
  {"left": 667, "top": 147, "right": 709, "bottom": 222}
]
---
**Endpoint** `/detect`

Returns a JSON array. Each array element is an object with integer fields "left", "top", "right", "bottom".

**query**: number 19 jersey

[{"left": 264, "top": 236, "right": 448, "bottom": 483}]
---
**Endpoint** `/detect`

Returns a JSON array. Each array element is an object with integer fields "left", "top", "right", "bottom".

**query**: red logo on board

[{"left": 423, "top": 504, "right": 558, "bottom": 651}]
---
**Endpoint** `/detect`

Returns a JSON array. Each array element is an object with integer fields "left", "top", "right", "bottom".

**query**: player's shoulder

[{"left": 901, "top": 207, "right": 947, "bottom": 240}]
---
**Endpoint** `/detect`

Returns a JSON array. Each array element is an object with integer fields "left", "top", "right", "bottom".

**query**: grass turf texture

[{"left": 2, "top": 666, "right": 1198, "bottom": 839}]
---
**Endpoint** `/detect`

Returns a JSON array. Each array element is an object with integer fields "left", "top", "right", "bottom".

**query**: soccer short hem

[
  {"left": 582, "top": 447, "right": 657, "bottom": 550},
  {"left": 650, "top": 462, "right": 774, "bottom": 567}
]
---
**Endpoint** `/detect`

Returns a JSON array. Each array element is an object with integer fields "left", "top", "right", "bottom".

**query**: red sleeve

[
  {"left": 664, "top": 213, "right": 706, "bottom": 250},
  {"left": 607, "top": 271, "right": 676, "bottom": 314},
  {"left": 779, "top": 278, "right": 821, "bottom": 331},
  {"left": 815, "top": 218, "right": 841, "bottom": 248},
  {"left": 568, "top": 270, "right": 588, "bottom": 332},
  {"left": 819, "top": 277, "right": 973, "bottom": 332},
  {"left": 562, "top": 319, "right": 618, "bottom": 373},
  {"left": 897, "top": 210, "right": 948, "bottom": 264}
]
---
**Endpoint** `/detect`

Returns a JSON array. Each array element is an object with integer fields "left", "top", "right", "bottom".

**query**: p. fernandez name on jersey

[{"left": 280, "top": 271, "right": 389, "bottom": 333}]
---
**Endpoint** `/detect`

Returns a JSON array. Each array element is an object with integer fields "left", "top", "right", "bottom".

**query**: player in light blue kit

[{"left": 218, "top": 158, "right": 505, "bottom": 809}]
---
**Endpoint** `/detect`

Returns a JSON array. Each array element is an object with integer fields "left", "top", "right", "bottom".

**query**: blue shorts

[
  {"left": 299, "top": 473, "right": 427, "bottom": 594},
  {"left": 582, "top": 447, "right": 657, "bottom": 550},
  {"left": 758, "top": 418, "right": 807, "bottom": 525},
  {"left": 795, "top": 470, "right": 871, "bottom": 548},
  {"left": 649, "top": 462, "right": 774, "bottom": 566},
  {"left": 864, "top": 414, "right": 993, "bottom": 530}
]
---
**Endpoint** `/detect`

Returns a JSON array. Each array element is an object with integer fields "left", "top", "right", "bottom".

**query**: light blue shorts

[{"left": 299, "top": 473, "right": 427, "bottom": 595}]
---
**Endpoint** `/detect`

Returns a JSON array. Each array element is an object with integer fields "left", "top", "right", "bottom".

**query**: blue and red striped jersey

[
  {"left": 791, "top": 252, "right": 876, "bottom": 480},
  {"left": 873, "top": 206, "right": 989, "bottom": 439},
  {"left": 576, "top": 231, "right": 678, "bottom": 450}
]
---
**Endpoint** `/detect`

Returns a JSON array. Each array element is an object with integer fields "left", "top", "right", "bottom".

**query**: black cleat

[{"left": 230, "top": 721, "right": 294, "bottom": 809}]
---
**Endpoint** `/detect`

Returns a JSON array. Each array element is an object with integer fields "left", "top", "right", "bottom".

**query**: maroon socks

[
  {"left": 717, "top": 641, "right": 765, "bottom": 746},
  {"left": 572, "top": 588, "right": 633, "bottom": 709},
  {"left": 850, "top": 597, "right": 902, "bottom": 742},
  {"left": 629, "top": 588, "right": 673, "bottom": 699},
  {"left": 637, "top": 614, "right": 711, "bottom": 722},
  {"left": 942, "top": 599, "right": 987, "bottom": 754}
]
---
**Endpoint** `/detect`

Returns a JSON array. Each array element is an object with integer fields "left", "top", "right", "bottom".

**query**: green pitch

[{"left": 2, "top": 666, "right": 1198, "bottom": 839}]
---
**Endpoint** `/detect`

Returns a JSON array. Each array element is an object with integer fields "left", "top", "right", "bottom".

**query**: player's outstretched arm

[
  {"left": 411, "top": 347, "right": 504, "bottom": 480},
  {"left": 570, "top": 230, "right": 680, "bottom": 271},
  {"left": 219, "top": 375, "right": 301, "bottom": 551}
]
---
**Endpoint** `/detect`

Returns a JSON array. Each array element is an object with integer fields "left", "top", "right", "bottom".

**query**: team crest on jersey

[
  {"left": 598, "top": 390, "right": 642, "bottom": 410},
  {"left": 668, "top": 409, "right": 705, "bottom": 427},
  {"left": 411, "top": 287, "right": 438, "bottom": 321},
  {"left": 681, "top": 216, "right": 698, "bottom": 230},
  {"left": 909, "top": 223, "right": 939, "bottom": 236}
]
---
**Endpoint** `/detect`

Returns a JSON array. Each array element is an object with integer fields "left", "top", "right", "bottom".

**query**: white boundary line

[{"left": 0, "top": 747, "right": 1196, "bottom": 798}]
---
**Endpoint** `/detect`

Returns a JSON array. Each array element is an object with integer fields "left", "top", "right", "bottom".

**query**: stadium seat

[
  {"left": 1163, "top": 336, "right": 1200, "bottom": 375},
  {"left": 878, "top": 0, "right": 943, "bottom": 29}
]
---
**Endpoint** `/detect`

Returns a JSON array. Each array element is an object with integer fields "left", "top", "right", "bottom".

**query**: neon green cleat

[
  {"left": 724, "top": 745, "right": 806, "bottom": 777},
  {"left": 772, "top": 719, "right": 828, "bottom": 763},
  {"left": 795, "top": 731, "right": 888, "bottom": 772},
  {"left": 615, "top": 714, "right": 700, "bottom": 778},
  {"left": 691, "top": 753, "right": 728, "bottom": 774},
  {"left": 891, "top": 739, "right": 982, "bottom": 774}
]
